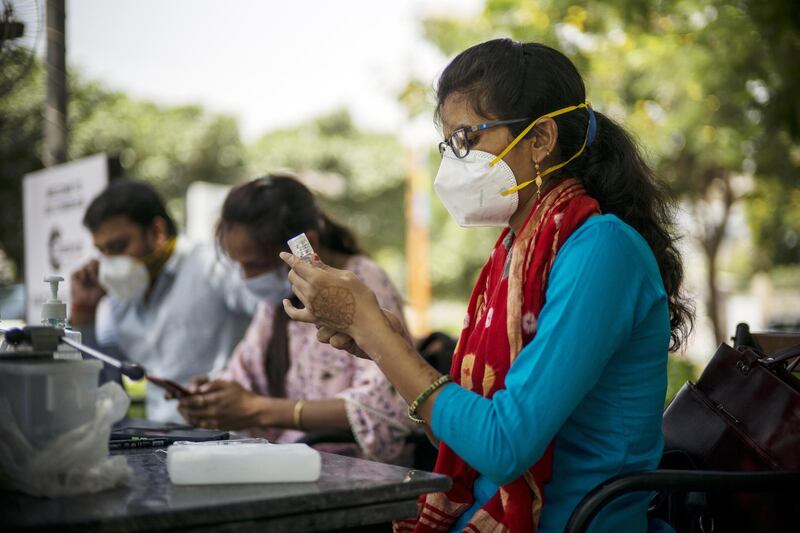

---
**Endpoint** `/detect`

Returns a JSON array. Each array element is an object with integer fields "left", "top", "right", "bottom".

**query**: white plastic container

[
  {"left": 0, "top": 358, "right": 102, "bottom": 448},
  {"left": 167, "top": 440, "right": 322, "bottom": 485}
]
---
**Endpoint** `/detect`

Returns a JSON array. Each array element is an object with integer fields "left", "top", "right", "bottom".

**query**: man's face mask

[
  {"left": 433, "top": 101, "right": 597, "bottom": 228},
  {"left": 98, "top": 254, "right": 150, "bottom": 302},
  {"left": 98, "top": 238, "right": 176, "bottom": 302}
]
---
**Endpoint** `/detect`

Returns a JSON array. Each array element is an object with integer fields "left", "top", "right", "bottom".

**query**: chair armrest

[{"left": 565, "top": 469, "right": 800, "bottom": 533}]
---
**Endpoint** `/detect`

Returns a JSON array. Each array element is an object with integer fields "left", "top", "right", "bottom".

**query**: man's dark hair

[{"left": 83, "top": 179, "right": 177, "bottom": 237}]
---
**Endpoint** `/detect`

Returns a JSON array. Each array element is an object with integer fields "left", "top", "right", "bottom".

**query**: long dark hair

[
  {"left": 436, "top": 39, "right": 693, "bottom": 351},
  {"left": 216, "top": 173, "right": 362, "bottom": 258}
]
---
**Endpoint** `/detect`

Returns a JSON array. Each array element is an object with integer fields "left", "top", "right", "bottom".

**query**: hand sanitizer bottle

[{"left": 42, "top": 276, "right": 82, "bottom": 360}]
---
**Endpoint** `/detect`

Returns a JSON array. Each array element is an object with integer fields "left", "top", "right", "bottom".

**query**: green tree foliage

[
  {"left": 0, "top": 64, "right": 246, "bottom": 278},
  {"left": 666, "top": 356, "right": 698, "bottom": 405},
  {"left": 747, "top": 177, "right": 800, "bottom": 270},
  {"left": 0, "top": 63, "right": 44, "bottom": 275},
  {"left": 69, "top": 79, "right": 246, "bottom": 218}
]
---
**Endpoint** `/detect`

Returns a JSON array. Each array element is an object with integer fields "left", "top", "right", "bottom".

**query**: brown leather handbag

[{"left": 662, "top": 341, "right": 800, "bottom": 531}]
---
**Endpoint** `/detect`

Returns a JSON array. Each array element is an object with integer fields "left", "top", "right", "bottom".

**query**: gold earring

[{"left": 533, "top": 160, "right": 543, "bottom": 199}]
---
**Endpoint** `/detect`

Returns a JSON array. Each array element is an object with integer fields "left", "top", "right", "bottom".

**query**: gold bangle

[
  {"left": 293, "top": 400, "right": 306, "bottom": 430},
  {"left": 408, "top": 374, "right": 451, "bottom": 424}
]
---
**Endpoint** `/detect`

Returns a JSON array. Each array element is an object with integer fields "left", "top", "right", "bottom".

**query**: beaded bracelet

[{"left": 407, "top": 374, "right": 452, "bottom": 424}]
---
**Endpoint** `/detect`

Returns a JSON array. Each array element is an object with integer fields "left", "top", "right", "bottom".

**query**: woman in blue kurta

[{"left": 281, "top": 39, "right": 693, "bottom": 532}]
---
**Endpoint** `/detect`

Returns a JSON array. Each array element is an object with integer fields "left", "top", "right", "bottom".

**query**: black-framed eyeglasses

[{"left": 438, "top": 118, "right": 530, "bottom": 158}]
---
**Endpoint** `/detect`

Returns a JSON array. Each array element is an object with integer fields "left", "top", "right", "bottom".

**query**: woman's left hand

[
  {"left": 279, "top": 252, "right": 387, "bottom": 344},
  {"left": 177, "top": 379, "right": 268, "bottom": 430},
  {"left": 316, "top": 309, "right": 408, "bottom": 360}
]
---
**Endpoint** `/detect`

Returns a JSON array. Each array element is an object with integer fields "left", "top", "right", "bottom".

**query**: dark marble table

[{"left": 0, "top": 449, "right": 451, "bottom": 532}]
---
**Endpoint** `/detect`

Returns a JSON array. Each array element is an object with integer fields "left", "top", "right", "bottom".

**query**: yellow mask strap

[
  {"left": 496, "top": 101, "right": 592, "bottom": 197},
  {"left": 142, "top": 237, "right": 177, "bottom": 280}
]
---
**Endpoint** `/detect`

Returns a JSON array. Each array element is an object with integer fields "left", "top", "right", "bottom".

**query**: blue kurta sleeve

[{"left": 431, "top": 218, "right": 656, "bottom": 486}]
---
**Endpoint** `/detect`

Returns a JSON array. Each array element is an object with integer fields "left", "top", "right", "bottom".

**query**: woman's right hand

[
  {"left": 176, "top": 379, "right": 268, "bottom": 430},
  {"left": 163, "top": 375, "right": 208, "bottom": 401},
  {"left": 188, "top": 375, "right": 210, "bottom": 394}
]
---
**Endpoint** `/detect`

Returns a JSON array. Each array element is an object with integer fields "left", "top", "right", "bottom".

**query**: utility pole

[
  {"left": 43, "top": 0, "right": 67, "bottom": 167},
  {"left": 405, "top": 147, "right": 431, "bottom": 338}
]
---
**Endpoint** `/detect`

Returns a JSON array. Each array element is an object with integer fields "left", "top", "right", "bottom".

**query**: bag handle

[{"left": 760, "top": 342, "right": 800, "bottom": 370}]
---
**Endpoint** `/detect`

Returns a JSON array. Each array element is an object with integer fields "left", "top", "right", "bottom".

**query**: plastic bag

[{"left": 0, "top": 382, "right": 133, "bottom": 497}]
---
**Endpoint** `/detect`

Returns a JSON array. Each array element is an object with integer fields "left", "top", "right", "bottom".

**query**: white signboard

[{"left": 23, "top": 154, "right": 109, "bottom": 323}]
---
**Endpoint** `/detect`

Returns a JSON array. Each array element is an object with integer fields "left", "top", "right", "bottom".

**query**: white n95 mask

[
  {"left": 242, "top": 267, "right": 293, "bottom": 304},
  {"left": 98, "top": 255, "right": 150, "bottom": 302},
  {"left": 434, "top": 145, "right": 520, "bottom": 227}
]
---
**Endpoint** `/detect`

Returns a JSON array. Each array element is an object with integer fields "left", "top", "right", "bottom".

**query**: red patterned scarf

[{"left": 396, "top": 179, "right": 600, "bottom": 533}]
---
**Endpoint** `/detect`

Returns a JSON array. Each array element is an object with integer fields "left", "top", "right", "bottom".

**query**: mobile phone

[
  {"left": 146, "top": 374, "right": 192, "bottom": 398},
  {"left": 109, "top": 420, "right": 228, "bottom": 449}
]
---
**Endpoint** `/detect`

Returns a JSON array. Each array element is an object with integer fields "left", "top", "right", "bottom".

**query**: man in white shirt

[{"left": 71, "top": 179, "right": 254, "bottom": 422}]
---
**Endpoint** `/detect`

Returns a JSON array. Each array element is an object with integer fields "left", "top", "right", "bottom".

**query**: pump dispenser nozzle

[
  {"left": 45, "top": 276, "right": 64, "bottom": 300},
  {"left": 41, "top": 276, "right": 67, "bottom": 325}
]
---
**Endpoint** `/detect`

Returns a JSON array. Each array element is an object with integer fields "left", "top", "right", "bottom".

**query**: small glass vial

[{"left": 287, "top": 233, "right": 315, "bottom": 262}]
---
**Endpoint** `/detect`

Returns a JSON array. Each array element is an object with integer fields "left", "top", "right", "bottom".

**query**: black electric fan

[{"left": 0, "top": 0, "right": 41, "bottom": 98}]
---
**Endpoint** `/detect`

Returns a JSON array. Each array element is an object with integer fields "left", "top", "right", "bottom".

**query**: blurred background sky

[{"left": 66, "top": 0, "right": 481, "bottom": 141}]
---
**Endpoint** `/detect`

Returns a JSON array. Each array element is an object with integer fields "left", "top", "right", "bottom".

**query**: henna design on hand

[{"left": 310, "top": 286, "right": 356, "bottom": 330}]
